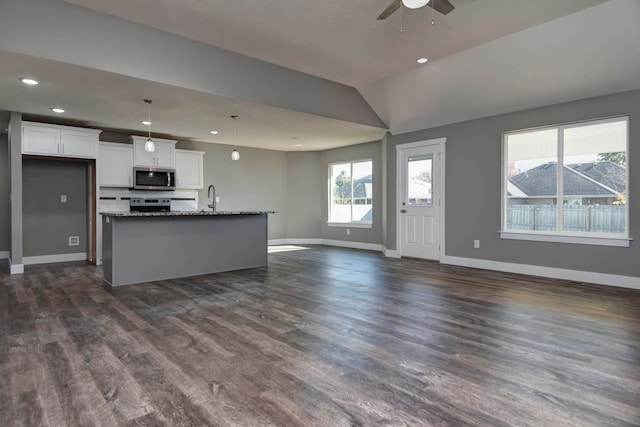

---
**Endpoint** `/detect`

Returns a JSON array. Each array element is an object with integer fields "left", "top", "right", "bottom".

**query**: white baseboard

[
  {"left": 268, "top": 238, "right": 382, "bottom": 253},
  {"left": 9, "top": 257, "right": 24, "bottom": 274},
  {"left": 0, "top": 251, "right": 9, "bottom": 260},
  {"left": 268, "top": 238, "right": 323, "bottom": 246},
  {"left": 383, "top": 248, "right": 401, "bottom": 258},
  {"left": 23, "top": 252, "right": 87, "bottom": 266},
  {"left": 443, "top": 255, "right": 640, "bottom": 291},
  {"left": 321, "top": 239, "right": 382, "bottom": 252}
]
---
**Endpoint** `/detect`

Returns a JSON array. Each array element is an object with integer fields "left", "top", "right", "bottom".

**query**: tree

[
  {"left": 598, "top": 152, "right": 626, "bottom": 166},
  {"left": 333, "top": 171, "right": 351, "bottom": 204}
]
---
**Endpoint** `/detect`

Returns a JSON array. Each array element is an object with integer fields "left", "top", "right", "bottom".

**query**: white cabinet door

[
  {"left": 133, "top": 139, "right": 155, "bottom": 167},
  {"left": 132, "top": 136, "right": 176, "bottom": 168},
  {"left": 61, "top": 129, "right": 98, "bottom": 158},
  {"left": 22, "top": 122, "right": 100, "bottom": 158},
  {"left": 175, "top": 150, "right": 204, "bottom": 189},
  {"left": 22, "top": 125, "right": 60, "bottom": 155},
  {"left": 99, "top": 142, "right": 133, "bottom": 187},
  {"left": 153, "top": 140, "right": 176, "bottom": 168}
]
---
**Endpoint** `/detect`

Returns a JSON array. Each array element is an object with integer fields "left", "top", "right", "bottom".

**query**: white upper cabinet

[
  {"left": 99, "top": 142, "right": 133, "bottom": 187},
  {"left": 131, "top": 136, "right": 176, "bottom": 168},
  {"left": 22, "top": 122, "right": 100, "bottom": 158},
  {"left": 175, "top": 149, "right": 205, "bottom": 189}
]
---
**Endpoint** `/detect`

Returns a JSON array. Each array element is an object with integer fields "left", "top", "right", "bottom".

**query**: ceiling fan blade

[
  {"left": 377, "top": 0, "right": 402, "bottom": 20},
  {"left": 427, "top": 0, "right": 455, "bottom": 15}
]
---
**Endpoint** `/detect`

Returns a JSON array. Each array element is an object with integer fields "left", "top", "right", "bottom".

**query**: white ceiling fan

[{"left": 377, "top": 0, "right": 455, "bottom": 20}]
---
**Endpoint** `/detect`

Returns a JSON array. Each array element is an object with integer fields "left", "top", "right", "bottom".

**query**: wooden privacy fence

[{"left": 507, "top": 205, "right": 626, "bottom": 233}]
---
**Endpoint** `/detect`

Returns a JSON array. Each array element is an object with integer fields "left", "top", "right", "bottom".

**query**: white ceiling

[{"left": 3, "top": 0, "right": 640, "bottom": 151}]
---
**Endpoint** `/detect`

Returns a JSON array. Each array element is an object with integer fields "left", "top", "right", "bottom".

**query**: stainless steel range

[{"left": 129, "top": 197, "right": 171, "bottom": 212}]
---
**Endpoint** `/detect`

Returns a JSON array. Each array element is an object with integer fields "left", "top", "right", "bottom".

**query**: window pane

[
  {"left": 562, "top": 119, "right": 627, "bottom": 234},
  {"left": 407, "top": 156, "right": 433, "bottom": 205},
  {"left": 351, "top": 160, "right": 372, "bottom": 222},
  {"left": 330, "top": 163, "right": 351, "bottom": 223},
  {"left": 329, "top": 160, "right": 372, "bottom": 224},
  {"left": 506, "top": 130, "right": 558, "bottom": 231}
]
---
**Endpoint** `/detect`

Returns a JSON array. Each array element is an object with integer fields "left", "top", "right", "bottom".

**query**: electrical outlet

[
  {"left": 69, "top": 236, "right": 79, "bottom": 246},
  {"left": 216, "top": 196, "right": 220, "bottom": 203},
  {"left": 474, "top": 239, "right": 480, "bottom": 249},
  {"left": 346, "top": 229, "right": 350, "bottom": 235},
  {"left": 60, "top": 195, "right": 67, "bottom": 203}
]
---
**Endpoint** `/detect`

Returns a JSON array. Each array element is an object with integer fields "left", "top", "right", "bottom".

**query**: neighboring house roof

[
  {"left": 353, "top": 175, "right": 373, "bottom": 198},
  {"left": 569, "top": 162, "right": 626, "bottom": 193},
  {"left": 508, "top": 162, "right": 625, "bottom": 197}
]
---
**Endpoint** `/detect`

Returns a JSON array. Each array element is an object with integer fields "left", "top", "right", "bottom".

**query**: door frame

[{"left": 395, "top": 138, "right": 446, "bottom": 261}]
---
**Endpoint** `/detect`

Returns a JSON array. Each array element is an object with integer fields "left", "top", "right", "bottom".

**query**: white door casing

[{"left": 396, "top": 138, "right": 445, "bottom": 260}]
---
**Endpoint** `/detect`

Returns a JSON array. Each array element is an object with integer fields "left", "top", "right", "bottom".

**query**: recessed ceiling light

[
  {"left": 141, "top": 120, "right": 152, "bottom": 126},
  {"left": 293, "top": 144, "right": 303, "bottom": 147},
  {"left": 209, "top": 130, "right": 219, "bottom": 135},
  {"left": 51, "top": 108, "right": 65, "bottom": 114},
  {"left": 20, "top": 78, "right": 39, "bottom": 85},
  {"left": 417, "top": 57, "right": 429, "bottom": 64}
]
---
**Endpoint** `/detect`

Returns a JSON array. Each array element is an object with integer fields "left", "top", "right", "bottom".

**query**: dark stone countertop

[{"left": 100, "top": 210, "right": 274, "bottom": 217}]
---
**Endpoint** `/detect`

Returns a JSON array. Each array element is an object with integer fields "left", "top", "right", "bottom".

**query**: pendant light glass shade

[
  {"left": 402, "top": 0, "right": 430, "bottom": 9},
  {"left": 143, "top": 99, "right": 155, "bottom": 152},
  {"left": 145, "top": 137, "right": 155, "bottom": 152},
  {"left": 231, "top": 115, "right": 240, "bottom": 161}
]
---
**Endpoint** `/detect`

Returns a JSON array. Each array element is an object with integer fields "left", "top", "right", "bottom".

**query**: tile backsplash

[{"left": 99, "top": 188, "right": 198, "bottom": 212}]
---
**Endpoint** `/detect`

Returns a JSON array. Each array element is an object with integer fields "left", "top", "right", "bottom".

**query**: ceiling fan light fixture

[{"left": 402, "top": 0, "right": 431, "bottom": 9}]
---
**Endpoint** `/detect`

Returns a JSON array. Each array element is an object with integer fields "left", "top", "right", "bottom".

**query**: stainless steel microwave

[{"left": 133, "top": 167, "right": 175, "bottom": 190}]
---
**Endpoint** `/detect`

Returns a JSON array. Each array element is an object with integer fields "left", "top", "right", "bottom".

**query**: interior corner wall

[
  {"left": 386, "top": 89, "right": 640, "bottom": 278},
  {"left": 22, "top": 158, "right": 88, "bottom": 257},
  {"left": 0, "top": 132, "right": 9, "bottom": 252},
  {"left": 285, "top": 151, "right": 322, "bottom": 239},
  {"left": 9, "top": 112, "right": 22, "bottom": 267},
  {"left": 175, "top": 140, "right": 287, "bottom": 240},
  {"left": 320, "top": 140, "right": 383, "bottom": 245}
]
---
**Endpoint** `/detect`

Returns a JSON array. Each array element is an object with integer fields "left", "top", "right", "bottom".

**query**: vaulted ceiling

[{"left": 1, "top": 0, "right": 639, "bottom": 150}]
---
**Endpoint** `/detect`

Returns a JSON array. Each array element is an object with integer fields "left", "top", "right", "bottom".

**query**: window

[
  {"left": 329, "top": 160, "right": 372, "bottom": 226},
  {"left": 502, "top": 116, "right": 629, "bottom": 246}
]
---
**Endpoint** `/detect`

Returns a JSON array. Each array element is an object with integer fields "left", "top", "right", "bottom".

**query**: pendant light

[
  {"left": 144, "top": 99, "right": 155, "bottom": 152},
  {"left": 402, "top": 0, "right": 430, "bottom": 9},
  {"left": 231, "top": 115, "right": 240, "bottom": 161}
]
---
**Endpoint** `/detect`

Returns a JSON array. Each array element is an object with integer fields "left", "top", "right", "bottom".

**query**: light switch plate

[{"left": 61, "top": 195, "right": 67, "bottom": 203}]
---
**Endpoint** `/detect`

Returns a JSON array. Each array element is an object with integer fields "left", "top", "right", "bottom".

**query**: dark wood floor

[{"left": 1, "top": 246, "right": 639, "bottom": 426}]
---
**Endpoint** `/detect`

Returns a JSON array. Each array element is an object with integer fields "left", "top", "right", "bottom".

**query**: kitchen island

[{"left": 101, "top": 211, "right": 270, "bottom": 286}]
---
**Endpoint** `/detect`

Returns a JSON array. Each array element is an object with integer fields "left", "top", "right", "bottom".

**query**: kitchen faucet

[{"left": 207, "top": 184, "right": 216, "bottom": 212}]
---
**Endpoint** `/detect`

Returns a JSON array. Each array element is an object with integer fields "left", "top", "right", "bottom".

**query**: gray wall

[
  {"left": 285, "top": 151, "right": 322, "bottom": 239},
  {"left": 387, "top": 89, "right": 640, "bottom": 277},
  {"left": 320, "top": 141, "right": 383, "bottom": 245},
  {"left": 176, "top": 140, "right": 287, "bottom": 240},
  {"left": 22, "top": 158, "right": 87, "bottom": 257},
  {"left": 9, "top": 113, "right": 22, "bottom": 265},
  {"left": 0, "top": 133, "right": 9, "bottom": 252}
]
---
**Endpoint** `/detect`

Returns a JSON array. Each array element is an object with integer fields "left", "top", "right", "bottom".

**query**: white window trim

[
  {"left": 327, "top": 222, "right": 372, "bottom": 229},
  {"left": 328, "top": 158, "right": 373, "bottom": 227},
  {"left": 500, "top": 231, "right": 631, "bottom": 247},
  {"left": 501, "top": 115, "right": 629, "bottom": 245}
]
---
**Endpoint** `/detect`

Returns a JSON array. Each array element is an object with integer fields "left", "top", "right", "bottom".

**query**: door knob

[{"left": 400, "top": 209, "right": 407, "bottom": 213}]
